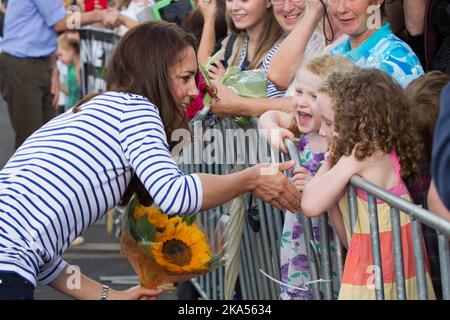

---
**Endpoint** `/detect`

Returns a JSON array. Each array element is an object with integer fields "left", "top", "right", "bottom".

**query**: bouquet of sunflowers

[{"left": 120, "top": 197, "right": 226, "bottom": 289}]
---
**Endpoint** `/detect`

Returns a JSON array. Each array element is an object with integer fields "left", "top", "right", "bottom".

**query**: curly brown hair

[{"left": 318, "top": 68, "right": 423, "bottom": 183}]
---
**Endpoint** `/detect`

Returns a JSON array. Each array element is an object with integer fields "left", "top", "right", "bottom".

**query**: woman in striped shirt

[{"left": 0, "top": 21, "right": 301, "bottom": 300}]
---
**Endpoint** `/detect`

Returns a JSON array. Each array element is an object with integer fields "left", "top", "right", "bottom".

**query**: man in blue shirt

[
  {"left": 429, "top": 83, "right": 450, "bottom": 221},
  {"left": 0, "top": 0, "right": 120, "bottom": 149}
]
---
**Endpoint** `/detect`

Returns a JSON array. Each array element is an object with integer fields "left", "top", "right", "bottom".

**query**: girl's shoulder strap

[
  {"left": 224, "top": 33, "right": 239, "bottom": 64},
  {"left": 389, "top": 151, "right": 402, "bottom": 177}
]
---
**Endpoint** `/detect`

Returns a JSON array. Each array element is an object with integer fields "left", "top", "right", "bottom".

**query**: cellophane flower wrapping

[
  {"left": 220, "top": 66, "right": 267, "bottom": 127},
  {"left": 187, "top": 50, "right": 268, "bottom": 128},
  {"left": 120, "top": 197, "right": 227, "bottom": 289}
]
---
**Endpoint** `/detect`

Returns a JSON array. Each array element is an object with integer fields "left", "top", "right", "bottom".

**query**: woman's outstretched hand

[
  {"left": 249, "top": 160, "right": 301, "bottom": 212},
  {"left": 109, "top": 285, "right": 163, "bottom": 300}
]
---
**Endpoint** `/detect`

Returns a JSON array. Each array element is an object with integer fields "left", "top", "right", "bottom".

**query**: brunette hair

[
  {"left": 74, "top": 21, "right": 198, "bottom": 207},
  {"left": 181, "top": 0, "right": 228, "bottom": 49},
  {"left": 319, "top": 68, "right": 423, "bottom": 183},
  {"left": 404, "top": 70, "right": 450, "bottom": 163}
]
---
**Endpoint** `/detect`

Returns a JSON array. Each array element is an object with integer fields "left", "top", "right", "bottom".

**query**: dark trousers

[
  {"left": 0, "top": 272, "right": 34, "bottom": 300},
  {"left": 0, "top": 52, "right": 56, "bottom": 149}
]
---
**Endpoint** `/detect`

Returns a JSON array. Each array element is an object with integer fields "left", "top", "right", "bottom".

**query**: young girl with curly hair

[
  {"left": 259, "top": 55, "right": 354, "bottom": 300},
  {"left": 302, "top": 68, "right": 436, "bottom": 300}
]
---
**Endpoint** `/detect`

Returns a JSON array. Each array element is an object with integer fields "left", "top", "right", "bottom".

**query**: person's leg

[
  {"left": 41, "top": 65, "right": 56, "bottom": 124},
  {"left": 2, "top": 54, "right": 53, "bottom": 149},
  {"left": 0, "top": 272, "right": 35, "bottom": 300}
]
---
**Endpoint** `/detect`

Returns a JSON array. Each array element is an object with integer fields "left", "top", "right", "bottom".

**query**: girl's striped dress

[{"left": 337, "top": 152, "right": 436, "bottom": 299}]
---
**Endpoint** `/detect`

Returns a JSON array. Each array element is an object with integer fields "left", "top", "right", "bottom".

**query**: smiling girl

[
  {"left": 258, "top": 55, "right": 354, "bottom": 299},
  {"left": 205, "top": 0, "right": 284, "bottom": 79},
  {"left": 302, "top": 68, "right": 436, "bottom": 299}
]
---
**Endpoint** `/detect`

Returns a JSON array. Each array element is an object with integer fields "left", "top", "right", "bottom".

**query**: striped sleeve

[
  {"left": 119, "top": 101, "right": 203, "bottom": 216},
  {"left": 38, "top": 258, "right": 68, "bottom": 285},
  {"left": 262, "top": 44, "right": 287, "bottom": 99}
]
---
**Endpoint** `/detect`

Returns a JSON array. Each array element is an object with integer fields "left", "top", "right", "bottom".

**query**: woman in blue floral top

[{"left": 328, "top": 0, "right": 424, "bottom": 87}]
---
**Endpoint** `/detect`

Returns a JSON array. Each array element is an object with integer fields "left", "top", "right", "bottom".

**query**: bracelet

[{"left": 100, "top": 284, "right": 109, "bottom": 300}]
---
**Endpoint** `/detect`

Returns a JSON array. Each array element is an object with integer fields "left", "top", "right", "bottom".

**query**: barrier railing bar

[
  {"left": 389, "top": 206, "right": 406, "bottom": 300},
  {"left": 318, "top": 214, "right": 333, "bottom": 299},
  {"left": 256, "top": 197, "right": 278, "bottom": 298},
  {"left": 348, "top": 185, "right": 358, "bottom": 236},
  {"left": 243, "top": 220, "right": 259, "bottom": 298},
  {"left": 350, "top": 176, "right": 450, "bottom": 236},
  {"left": 251, "top": 214, "right": 272, "bottom": 299},
  {"left": 368, "top": 194, "right": 385, "bottom": 300},
  {"left": 333, "top": 231, "right": 344, "bottom": 287},
  {"left": 411, "top": 218, "right": 428, "bottom": 300},
  {"left": 437, "top": 232, "right": 450, "bottom": 300},
  {"left": 190, "top": 278, "right": 210, "bottom": 300}
]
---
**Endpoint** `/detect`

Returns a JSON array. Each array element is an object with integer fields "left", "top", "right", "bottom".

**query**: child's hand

[
  {"left": 266, "top": 127, "right": 297, "bottom": 154},
  {"left": 258, "top": 111, "right": 297, "bottom": 153},
  {"left": 292, "top": 167, "right": 313, "bottom": 192}
]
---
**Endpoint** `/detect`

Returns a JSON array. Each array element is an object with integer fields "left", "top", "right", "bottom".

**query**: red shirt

[{"left": 84, "top": 0, "right": 108, "bottom": 11}]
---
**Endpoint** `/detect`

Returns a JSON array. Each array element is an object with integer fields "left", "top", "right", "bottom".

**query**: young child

[
  {"left": 404, "top": 71, "right": 450, "bottom": 300},
  {"left": 258, "top": 55, "right": 354, "bottom": 300},
  {"left": 302, "top": 68, "right": 436, "bottom": 300},
  {"left": 57, "top": 33, "right": 82, "bottom": 113}
]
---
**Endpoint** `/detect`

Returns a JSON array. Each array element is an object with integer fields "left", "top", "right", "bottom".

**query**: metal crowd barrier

[
  {"left": 180, "top": 118, "right": 450, "bottom": 300},
  {"left": 79, "top": 26, "right": 120, "bottom": 96},
  {"left": 78, "top": 26, "right": 450, "bottom": 301}
]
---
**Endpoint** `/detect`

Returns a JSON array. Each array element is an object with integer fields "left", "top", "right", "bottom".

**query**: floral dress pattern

[
  {"left": 279, "top": 135, "right": 340, "bottom": 300},
  {"left": 331, "top": 23, "right": 424, "bottom": 88}
]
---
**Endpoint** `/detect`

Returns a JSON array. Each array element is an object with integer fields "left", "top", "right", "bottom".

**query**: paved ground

[{"left": 0, "top": 97, "right": 180, "bottom": 300}]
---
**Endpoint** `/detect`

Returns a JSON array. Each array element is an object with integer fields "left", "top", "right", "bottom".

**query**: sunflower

[
  {"left": 133, "top": 205, "right": 169, "bottom": 231},
  {"left": 147, "top": 208, "right": 169, "bottom": 230},
  {"left": 151, "top": 219, "right": 212, "bottom": 274},
  {"left": 132, "top": 205, "right": 147, "bottom": 220}
]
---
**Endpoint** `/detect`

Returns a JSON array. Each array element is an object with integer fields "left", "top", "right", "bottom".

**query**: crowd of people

[{"left": 0, "top": 0, "right": 449, "bottom": 301}]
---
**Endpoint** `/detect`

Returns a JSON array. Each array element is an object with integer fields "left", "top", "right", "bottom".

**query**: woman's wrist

[
  {"left": 242, "top": 166, "right": 259, "bottom": 193},
  {"left": 304, "top": 6, "right": 324, "bottom": 25},
  {"left": 106, "top": 287, "right": 121, "bottom": 300},
  {"left": 203, "top": 13, "right": 217, "bottom": 24}
]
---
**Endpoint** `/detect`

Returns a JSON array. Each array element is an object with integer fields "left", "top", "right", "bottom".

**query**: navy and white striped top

[
  {"left": 0, "top": 92, "right": 203, "bottom": 287},
  {"left": 262, "top": 43, "right": 285, "bottom": 99}
]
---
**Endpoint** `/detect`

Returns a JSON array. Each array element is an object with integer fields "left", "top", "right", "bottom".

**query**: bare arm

[
  {"left": 211, "top": 83, "right": 294, "bottom": 117},
  {"left": 302, "top": 154, "right": 362, "bottom": 216},
  {"left": 118, "top": 13, "right": 139, "bottom": 30},
  {"left": 198, "top": 161, "right": 301, "bottom": 213},
  {"left": 258, "top": 110, "right": 296, "bottom": 130},
  {"left": 49, "top": 265, "right": 162, "bottom": 300},
  {"left": 258, "top": 110, "right": 298, "bottom": 153},
  {"left": 268, "top": 2, "right": 323, "bottom": 90},
  {"left": 403, "top": 0, "right": 427, "bottom": 36},
  {"left": 427, "top": 179, "right": 450, "bottom": 222},
  {"left": 197, "top": 0, "right": 218, "bottom": 65},
  {"left": 53, "top": 9, "right": 119, "bottom": 32}
]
